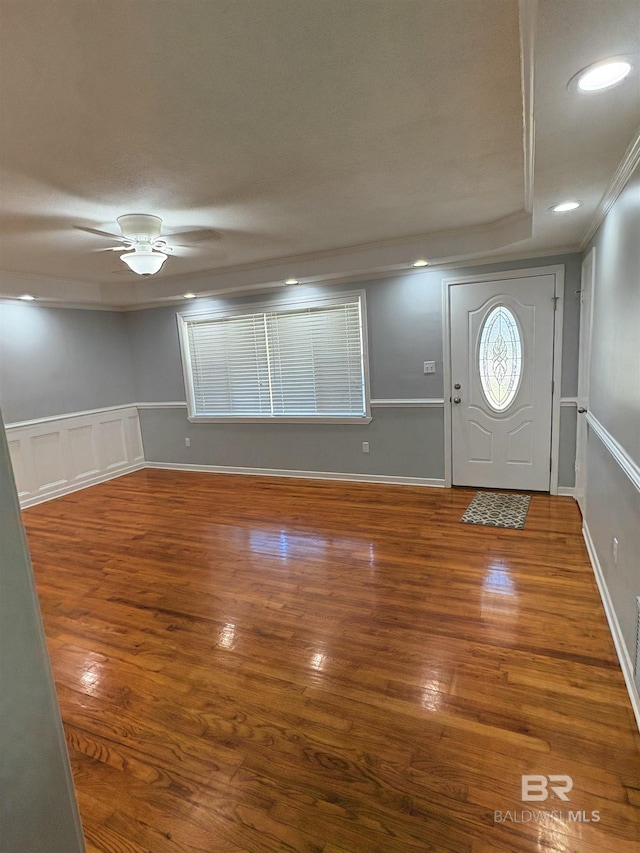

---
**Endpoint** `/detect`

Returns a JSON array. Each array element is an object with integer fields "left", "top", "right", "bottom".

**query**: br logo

[{"left": 521, "top": 775, "right": 573, "bottom": 802}]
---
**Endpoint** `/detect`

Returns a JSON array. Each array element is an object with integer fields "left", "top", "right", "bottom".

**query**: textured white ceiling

[{"left": 0, "top": 0, "right": 638, "bottom": 306}]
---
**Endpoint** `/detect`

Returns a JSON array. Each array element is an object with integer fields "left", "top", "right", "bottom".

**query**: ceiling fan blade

[
  {"left": 74, "top": 225, "right": 127, "bottom": 241},
  {"left": 162, "top": 227, "right": 220, "bottom": 244},
  {"left": 94, "top": 246, "right": 129, "bottom": 253}
]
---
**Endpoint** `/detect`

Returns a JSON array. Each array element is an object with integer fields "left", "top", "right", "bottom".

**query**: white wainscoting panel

[
  {"left": 68, "top": 424, "right": 100, "bottom": 480},
  {"left": 5, "top": 406, "right": 145, "bottom": 508},
  {"left": 100, "top": 418, "right": 128, "bottom": 470},
  {"left": 8, "top": 439, "right": 29, "bottom": 500}
]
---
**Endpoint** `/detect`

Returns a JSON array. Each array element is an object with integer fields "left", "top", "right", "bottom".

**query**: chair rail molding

[{"left": 586, "top": 412, "right": 640, "bottom": 495}]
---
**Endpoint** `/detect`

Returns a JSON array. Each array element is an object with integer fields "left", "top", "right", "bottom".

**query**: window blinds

[{"left": 184, "top": 299, "right": 367, "bottom": 419}]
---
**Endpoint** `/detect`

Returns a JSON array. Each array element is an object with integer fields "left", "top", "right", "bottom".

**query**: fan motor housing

[{"left": 117, "top": 214, "right": 162, "bottom": 242}]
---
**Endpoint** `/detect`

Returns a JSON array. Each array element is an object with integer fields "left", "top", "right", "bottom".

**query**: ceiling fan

[{"left": 76, "top": 214, "right": 219, "bottom": 276}]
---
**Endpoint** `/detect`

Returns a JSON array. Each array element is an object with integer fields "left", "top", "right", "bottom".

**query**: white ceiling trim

[
  {"left": 580, "top": 124, "right": 640, "bottom": 249},
  {"left": 0, "top": 240, "right": 580, "bottom": 314},
  {"left": 519, "top": 0, "right": 537, "bottom": 212},
  {"left": 0, "top": 270, "right": 103, "bottom": 305},
  {"left": 0, "top": 208, "right": 534, "bottom": 309},
  {"left": 101, "top": 209, "right": 533, "bottom": 308},
  {"left": 117, "top": 244, "right": 579, "bottom": 312},
  {"left": 142, "top": 210, "right": 534, "bottom": 287}
]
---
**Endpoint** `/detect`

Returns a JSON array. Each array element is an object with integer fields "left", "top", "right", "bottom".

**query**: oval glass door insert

[{"left": 478, "top": 306, "right": 522, "bottom": 411}]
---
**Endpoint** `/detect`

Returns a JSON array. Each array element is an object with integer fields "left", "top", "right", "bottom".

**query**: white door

[
  {"left": 575, "top": 248, "right": 595, "bottom": 515},
  {"left": 450, "top": 274, "right": 557, "bottom": 490}
]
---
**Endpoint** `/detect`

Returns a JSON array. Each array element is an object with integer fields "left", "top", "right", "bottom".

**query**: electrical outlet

[
  {"left": 613, "top": 537, "right": 618, "bottom": 565},
  {"left": 423, "top": 361, "right": 436, "bottom": 374},
  {"left": 185, "top": 437, "right": 191, "bottom": 447},
  {"left": 362, "top": 441, "right": 370, "bottom": 454}
]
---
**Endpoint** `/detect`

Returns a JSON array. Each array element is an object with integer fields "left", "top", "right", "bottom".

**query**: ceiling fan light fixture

[{"left": 121, "top": 249, "right": 168, "bottom": 275}]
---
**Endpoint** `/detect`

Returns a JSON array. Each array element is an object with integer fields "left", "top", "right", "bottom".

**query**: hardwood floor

[{"left": 23, "top": 469, "right": 640, "bottom": 852}]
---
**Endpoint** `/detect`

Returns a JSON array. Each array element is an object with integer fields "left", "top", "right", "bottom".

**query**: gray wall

[
  {"left": 0, "top": 304, "right": 135, "bottom": 424},
  {"left": 127, "top": 253, "right": 581, "bottom": 484},
  {"left": 588, "top": 167, "right": 640, "bottom": 463},
  {"left": 139, "top": 405, "right": 446, "bottom": 480},
  {"left": 584, "top": 163, "right": 640, "bottom": 662},
  {"left": 0, "top": 252, "right": 581, "bottom": 483},
  {"left": 0, "top": 408, "right": 85, "bottom": 852}
]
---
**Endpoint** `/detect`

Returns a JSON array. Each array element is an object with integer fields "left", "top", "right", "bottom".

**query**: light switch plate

[{"left": 423, "top": 361, "right": 436, "bottom": 374}]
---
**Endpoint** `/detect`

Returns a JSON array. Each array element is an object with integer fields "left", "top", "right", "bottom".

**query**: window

[
  {"left": 478, "top": 305, "right": 522, "bottom": 411},
  {"left": 178, "top": 293, "right": 371, "bottom": 422}
]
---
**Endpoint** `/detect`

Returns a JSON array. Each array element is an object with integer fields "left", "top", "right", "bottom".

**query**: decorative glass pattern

[{"left": 478, "top": 306, "right": 522, "bottom": 411}]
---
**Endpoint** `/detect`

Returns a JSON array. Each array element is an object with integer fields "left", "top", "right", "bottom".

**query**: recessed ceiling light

[
  {"left": 550, "top": 201, "right": 581, "bottom": 213},
  {"left": 573, "top": 58, "right": 632, "bottom": 92},
  {"left": 19, "top": 294, "right": 36, "bottom": 301},
  {"left": 183, "top": 292, "right": 197, "bottom": 299},
  {"left": 412, "top": 259, "right": 429, "bottom": 267},
  {"left": 284, "top": 278, "right": 300, "bottom": 285}
]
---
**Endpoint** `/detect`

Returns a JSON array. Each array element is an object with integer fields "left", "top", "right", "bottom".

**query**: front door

[{"left": 450, "top": 273, "right": 557, "bottom": 491}]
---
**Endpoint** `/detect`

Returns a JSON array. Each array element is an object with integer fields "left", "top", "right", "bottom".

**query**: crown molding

[
  {"left": 580, "top": 124, "right": 640, "bottom": 250},
  {"left": 103, "top": 210, "right": 533, "bottom": 307},
  {"left": 0, "top": 298, "right": 119, "bottom": 311},
  {"left": 154, "top": 210, "right": 534, "bottom": 287},
  {"left": 0, "top": 244, "right": 580, "bottom": 313},
  {"left": 0, "top": 268, "right": 104, "bottom": 307},
  {"left": 519, "top": 0, "right": 537, "bottom": 213},
  {"left": 0, "top": 268, "right": 90, "bottom": 289}
]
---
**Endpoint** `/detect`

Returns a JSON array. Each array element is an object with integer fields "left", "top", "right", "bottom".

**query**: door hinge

[
  {"left": 552, "top": 295, "right": 560, "bottom": 308},
  {"left": 550, "top": 457, "right": 553, "bottom": 472}
]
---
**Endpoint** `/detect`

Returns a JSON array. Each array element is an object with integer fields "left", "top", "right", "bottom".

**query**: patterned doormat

[{"left": 460, "top": 491, "right": 531, "bottom": 529}]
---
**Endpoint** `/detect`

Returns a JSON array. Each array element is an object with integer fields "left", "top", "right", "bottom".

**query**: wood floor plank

[{"left": 23, "top": 470, "right": 640, "bottom": 851}]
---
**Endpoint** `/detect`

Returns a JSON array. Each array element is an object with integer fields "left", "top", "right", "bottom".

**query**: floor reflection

[
  {"left": 310, "top": 651, "right": 326, "bottom": 671},
  {"left": 79, "top": 659, "right": 103, "bottom": 697},
  {"left": 480, "top": 562, "right": 519, "bottom": 641},
  {"left": 249, "top": 528, "right": 327, "bottom": 560},
  {"left": 246, "top": 526, "right": 376, "bottom": 569},
  {"left": 420, "top": 677, "right": 443, "bottom": 711},
  {"left": 217, "top": 621, "right": 236, "bottom": 649}
]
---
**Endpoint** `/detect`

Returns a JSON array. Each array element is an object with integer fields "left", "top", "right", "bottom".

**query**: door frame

[
  {"left": 575, "top": 248, "right": 596, "bottom": 514},
  {"left": 442, "top": 265, "right": 565, "bottom": 494}
]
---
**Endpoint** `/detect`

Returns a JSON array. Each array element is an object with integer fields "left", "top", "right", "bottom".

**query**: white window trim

[{"left": 177, "top": 290, "right": 372, "bottom": 424}]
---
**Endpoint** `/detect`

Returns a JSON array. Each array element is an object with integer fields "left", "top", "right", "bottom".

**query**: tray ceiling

[{"left": 0, "top": 0, "right": 638, "bottom": 307}]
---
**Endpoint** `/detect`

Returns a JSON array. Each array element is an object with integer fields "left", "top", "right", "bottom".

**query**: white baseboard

[
  {"left": 583, "top": 521, "right": 640, "bottom": 732},
  {"left": 557, "top": 486, "right": 576, "bottom": 497},
  {"left": 20, "top": 462, "right": 146, "bottom": 508},
  {"left": 144, "top": 461, "right": 446, "bottom": 489}
]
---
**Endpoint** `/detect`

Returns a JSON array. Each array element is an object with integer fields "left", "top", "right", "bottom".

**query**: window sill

[{"left": 187, "top": 415, "right": 373, "bottom": 425}]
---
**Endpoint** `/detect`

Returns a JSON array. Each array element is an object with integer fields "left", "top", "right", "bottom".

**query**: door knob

[
  {"left": 578, "top": 407, "right": 587, "bottom": 413},
  {"left": 453, "top": 397, "right": 461, "bottom": 404}
]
